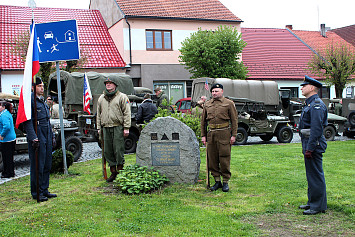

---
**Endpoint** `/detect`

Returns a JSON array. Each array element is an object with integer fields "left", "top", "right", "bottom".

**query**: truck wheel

[
  {"left": 323, "top": 125, "right": 336, "bottom": 141},
  {"left": 0, "top": 153, "right": 3, "bottom": 172},
  {"left": 125, "top": 133, "right": 138, "bottom": 154},
  {"left": 235, "top": 127, "right": 248, "bottom": 145},
  {"left": 349, "top": 112, "right": 355, "bottom": 127},
  {"left": 259, "top": 134, "right": 273, "bottom": 141},
  {"left": 276, "top": 126, "right": 293, "bottom": 143},
  {"left": 65, "top": 136, "right": 83, "bottom": 162}
]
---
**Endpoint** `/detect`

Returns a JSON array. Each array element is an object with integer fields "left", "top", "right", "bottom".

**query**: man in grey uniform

[{"left": 298, "top": 75, "right": 328, "bottom": 215}]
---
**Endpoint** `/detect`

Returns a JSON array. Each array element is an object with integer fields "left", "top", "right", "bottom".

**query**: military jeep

[{"left": 228, "top": 97, "right": 294, "bottom": 145}]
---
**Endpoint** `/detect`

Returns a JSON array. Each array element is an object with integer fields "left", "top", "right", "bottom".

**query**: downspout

[{"left": 124, "top": 15, "right": 132, "bottom": 66}]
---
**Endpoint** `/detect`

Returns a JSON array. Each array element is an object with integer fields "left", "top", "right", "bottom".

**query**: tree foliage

[
  {"left": 308, "top": 43, "right": 355, "bottom": 98},
  {"left": 179, "top": 25, "right": 248, "bottom": 79}
]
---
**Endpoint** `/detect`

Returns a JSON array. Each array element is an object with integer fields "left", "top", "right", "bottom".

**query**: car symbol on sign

[{"left": 44, "top": 31, "right": 54, "bottom": 39}]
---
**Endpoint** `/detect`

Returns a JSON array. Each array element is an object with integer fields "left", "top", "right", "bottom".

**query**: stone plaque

[
  {"left": 136, "top": 117, "right": 200, "bottom": 184},
  {"left": 151, "top": 142, "right": 180, "bottom": 166}
]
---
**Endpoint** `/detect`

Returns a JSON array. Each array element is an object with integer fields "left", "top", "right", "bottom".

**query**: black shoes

[
  {"left": 299, "top": 205, "right": 310, "bottom": 210},
  {"left": 32, "top": 195, "right": 48, "bottom": 202},
  {"left": 210, "top": 181, "right": 222, "bottom": 191},
  {"left": 44, "top": 193, "right": 57, "bottom": 198},
  {"left": 303, "top": 209, "right": 326, "bottom": 215},
  {"left": 1, "top": 174, "right": 15, "bottom": 179},
  {"left": 222, "top": 183, "right": 229, "bottom": 192}
]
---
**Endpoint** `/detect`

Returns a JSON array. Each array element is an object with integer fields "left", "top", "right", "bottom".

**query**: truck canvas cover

[
  {"left": 192, "top": 78, "right": 280, "bottom": 106},
  {"left": 48, "top": 71, "right": 135, "bottom": 105}
]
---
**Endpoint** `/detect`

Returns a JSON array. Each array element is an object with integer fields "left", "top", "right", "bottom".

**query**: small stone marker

[{"left": 136, "top": 117, "right": 200, "bottom": 184}]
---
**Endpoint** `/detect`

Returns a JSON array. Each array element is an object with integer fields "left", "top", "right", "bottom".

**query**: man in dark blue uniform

[
  {"left": 298, "top": 75, "right": 327, "bottom": 215},
  {"left": 24, "top": 78, "right": 57, "bottom": 202}
]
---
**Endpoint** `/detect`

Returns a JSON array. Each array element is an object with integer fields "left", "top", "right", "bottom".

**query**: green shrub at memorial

[
  {"left": 115, "top": 164, "right": 169, "bottom": 194},
  {"left": 150, "top": 99, "right": 202, "bottom": 145},
  {"left": 50, "top": 149, "right": 74, "bottom": 173}
]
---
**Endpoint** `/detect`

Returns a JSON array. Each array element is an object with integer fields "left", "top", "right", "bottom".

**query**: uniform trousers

[
  {"left": 103, "top": 126, "right": 125, "bottom": 167},
  {"left": 207, "top": 128, "right": 231, "bottom": 182},
  {"left": 29, "top": 125, "right": 52, "bottom": 198},
  {"left": 304, "top": 151, "right": 327, "bottom": 211}
]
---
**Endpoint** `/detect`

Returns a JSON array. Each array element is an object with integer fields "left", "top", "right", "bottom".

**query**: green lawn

[{"left": 0, "top": 141, "right": 354, "bottom": 236}]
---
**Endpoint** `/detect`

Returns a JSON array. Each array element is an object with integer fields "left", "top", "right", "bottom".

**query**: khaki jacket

[
  {"left": 97, "top": 90, "right": 131, "bottom": 130},
  {"left": 201, "top": 96, "right": 238, "bottom": 137}
]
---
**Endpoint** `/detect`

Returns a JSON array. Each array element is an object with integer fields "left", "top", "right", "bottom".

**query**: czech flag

[
  {"left": 16, "top": 24, "right": 40, "bottom": 128},
  {"left": 83, "top": 73, "right": 92, "bottom": 115}
]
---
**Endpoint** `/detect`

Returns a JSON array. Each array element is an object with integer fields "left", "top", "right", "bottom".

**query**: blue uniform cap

[
  {"left": 33, "top": 77, "right": 43, "bottom": 86},
  {"left": 300, "top": 75, "right": 323, "bottom": 88},
  {"left": 210, "top": 83, "right": 223, "bottom": 92}
]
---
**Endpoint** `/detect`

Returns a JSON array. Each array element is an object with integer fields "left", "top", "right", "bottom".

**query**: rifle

[
  {"left": 101, "top": 129, "right": 107, "bottom": 180},
  {"left": 206, "top": 143, "right": 210, "bottom": 189}
]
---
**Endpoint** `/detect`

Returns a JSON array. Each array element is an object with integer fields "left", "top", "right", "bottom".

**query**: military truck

[
  {"left": 227, "top": 97, "right": 293, "bottom": 144},
  {"left": 48, "top": 71, "right": 150, "bottom": 154},
  {"left": 191, "top": 78, "right": 293, "bottom": 144},
  {"left": 0, "top": 93, "right": 83, "bottom": 172},
  {"left": 328, "top": 98, "right": 355, "bottom": 138}
]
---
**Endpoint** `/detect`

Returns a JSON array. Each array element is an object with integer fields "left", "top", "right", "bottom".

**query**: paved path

[{"left": 0, "top": 142, "right": 102, "bottom": 185}]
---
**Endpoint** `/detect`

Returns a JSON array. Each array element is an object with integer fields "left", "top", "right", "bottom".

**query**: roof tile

[
  {"left": 331, "top": 24, "right": 355, "bottom": 47},
  {"left": 241, "top": 28, "right": 320, "bottom": 80},
  {"left": 0, "top": 5, "right": 125, "bottom": 70},
  {"left": 116, "top": 0, "right": 241, "bottom": 22}
]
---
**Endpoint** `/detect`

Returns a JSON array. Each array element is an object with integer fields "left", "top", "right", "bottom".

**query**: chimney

[
  {"left": 286, "top": 25, "right": 293, "bottom": 30},
  {"left": 320, "top": 24, "right": 326, "bottom": 37}
]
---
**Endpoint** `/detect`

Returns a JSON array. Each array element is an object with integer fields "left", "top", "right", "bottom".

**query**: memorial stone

[{"left": 136, "top": 117, "right": 200, "bottom": 184}]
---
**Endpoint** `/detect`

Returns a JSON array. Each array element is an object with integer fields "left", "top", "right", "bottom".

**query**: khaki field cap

[{"left": 154, "top": 87, "right": 161, "bottom": 92}]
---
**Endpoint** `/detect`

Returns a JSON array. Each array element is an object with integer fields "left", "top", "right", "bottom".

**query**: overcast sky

[{"left": 1, "top": 0, "right": 354, "bottom": 31}]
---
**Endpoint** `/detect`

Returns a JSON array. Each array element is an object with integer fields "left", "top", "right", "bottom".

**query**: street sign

[{"left": 34, "top": 20, "right": 80, "bottom": 62}]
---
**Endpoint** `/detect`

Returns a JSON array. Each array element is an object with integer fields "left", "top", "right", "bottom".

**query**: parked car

[{"left": 175, "top": 97, "right": 192, "bottom": 113}]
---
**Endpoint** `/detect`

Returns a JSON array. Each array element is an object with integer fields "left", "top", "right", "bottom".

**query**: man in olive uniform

[
  {"left": 97, "top": 77, "right": 131, "bottom": 182},
  {"left": 191, "top": 96, "right": 207, "bottom": 117},
  {"left": 201, "top": 83, "right": 238, "bottom": 192},
  {"left": 299, "top": 75, "right": 328, "bottom": 215},
  {"left": 154, "top": 87, "right": 169, "bottom": 109},
  {"left": 24, "top": 78, "right": 57, "bottom": 202}
]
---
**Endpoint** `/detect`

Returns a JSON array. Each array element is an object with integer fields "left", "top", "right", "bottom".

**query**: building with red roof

[
  {"left": 0, "top": 5, "right": 125, "bottom": 95},
  {"left": 90, "top": 0, "right": 242, "bottom": 102},
  {"left": 289, "top": 25, "right": 355, "bottom": 98},
  {"left": 332, "top": 24, "right": 355, "bottom": 48},
  {"left": 241, "top": 28, "right": 324, "bottom": 98}
]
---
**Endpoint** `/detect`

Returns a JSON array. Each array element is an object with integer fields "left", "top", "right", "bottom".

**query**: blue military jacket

[
  {"left": 299, "top": 94, "right": 328, "bottom": 152},
  {"left": 24, "top": 93, "right": 52, "bottom": 142}
]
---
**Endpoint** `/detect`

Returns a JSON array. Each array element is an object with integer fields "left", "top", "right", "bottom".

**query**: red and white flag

[
  {"left": 16, "top": 24, "right": 40, "bottom": 128},
  {"left": 83, "top": 73, "right": 92, "bottom": 114}
]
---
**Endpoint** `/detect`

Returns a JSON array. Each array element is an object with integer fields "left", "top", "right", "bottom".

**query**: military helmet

[{"left": 104, "top": 76, "right": 118, "bottom": 86}]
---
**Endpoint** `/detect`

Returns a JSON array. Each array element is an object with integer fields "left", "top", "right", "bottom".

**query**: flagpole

[{"left": 56, "top": 62, "right": 68, "bottom": 175}]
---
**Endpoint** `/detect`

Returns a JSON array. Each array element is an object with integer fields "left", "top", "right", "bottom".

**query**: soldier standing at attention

[
  {"left": 299, "top": 75, "right": 328, "bottom": 215},
  {"left": 97, "top": 77, "right": 131, "bottom": 182},
  {"left": 24, "top": 78, "right": 57, "bottom": 202},
  {"left": 201, "top": 83, "right": 238, "bottom": 192}
]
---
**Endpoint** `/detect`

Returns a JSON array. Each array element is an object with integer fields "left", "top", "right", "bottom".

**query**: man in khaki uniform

[
  {"left": 201, "top": 83, "right": 238, "bottom": 192},
  {"left": 97, "top": 77, "right": 131, "bottom": 182}
]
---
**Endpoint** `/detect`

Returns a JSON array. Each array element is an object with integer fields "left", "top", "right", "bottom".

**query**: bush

[
  {"left": 50, "top": 148, "right": 74, "bottom": 173},
  {"left": 150, "top": 98, "right": 202, "bottom": 146},
  {"left": 115, "top": 164, "right": 169, "bottom": 194}
]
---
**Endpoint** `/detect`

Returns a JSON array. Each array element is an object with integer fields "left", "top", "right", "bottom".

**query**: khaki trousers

[
  {"left": 103, "top": 126, "right": 125, "bottom": 167},
  {"left": 207, "top": 128, "right": 231, "bottom": 182}
]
